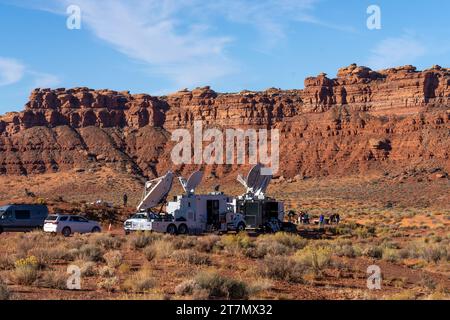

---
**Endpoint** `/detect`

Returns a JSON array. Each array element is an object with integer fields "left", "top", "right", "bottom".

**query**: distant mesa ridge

[{"left": 0, "top": 64, "right": 449, "bottom": 178}]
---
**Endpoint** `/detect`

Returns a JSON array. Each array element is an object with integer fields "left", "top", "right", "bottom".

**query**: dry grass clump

[
  {"left": 172, "top": 236, "right": 198, "bottom": 250},
  {"left": 0, "top": 255, "right": 14, "bottom": 271},
  {"left": 397, "top": 240, "right": 448, "bottom": 264},
  {"left": 294, "top": 246, "right": 333, "bottom": 276},
  {"left": 75, "top": 244, "right": 104, "bottom": 262},
  {"left": 0, "top": 278, "right": 10, "bottom": 300},
  {"left": 29, "top": 246, "right": 72, "bottom": 266},
  {"left": 103, "top": 251, "right": 123, "bottom": 268},
  {"left": 382, "top": 248, "right": 400, "bottom": 263},
  {"left": 363, "top": 245, "right": 383, "bottom": 259},
  {"left": 171, "top": 249, "right": 211, "bottom": 266},
  {"left": 90, "top": 234, "right": 123, "bottom": 250},
  {"left": 175, "top": 271, "right": 249, "bottom": 300},
  {"left": 98, "top": 277, "right": 119, "bottom": 292},
  {"left": 99, "top": 266, "right": 116, "bottom": 278},
  {"left": 330, "top": 223, "right": 376, "bottom": 239},
  {"left": 245, "top": 232, "right": 308, "bottom": 259},
  {"left": 219, "top": 233, "right": 253, "bottom": 254},
  {"left": 146, "top": 239, "right": 174, "bottom": 260},
  {"left": 12, "top": 256, "right": 40, "bottom": 285},
  {"left": 195, "top": 235, "right": 221, "bottom": 253},
  {"left": 128, "top": 232, "right": 162, "bottom": 250},
  {"left": 258, "top": 255, "right": 306, "bottom": 283},
  {"left": 388, "top": 289, "right": 418, "bottom": 300},
  {"left": 122, "top": 266, "right": 155, "bottom": 293},
  {"left": 331, "top": 240, "right": 362, "bottom": 258},
  {"left": 78, "top": 261, "right": 97, "bottom": 277},
  {"left": 39, "top": 271, "right": 67, "bottom": 290}
]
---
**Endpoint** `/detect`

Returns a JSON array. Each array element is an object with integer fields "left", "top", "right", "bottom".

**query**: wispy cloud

[
  {"left": 13, "top": 0, "right": 352, "bottom": 89},
  {"left": 29, "top": 71, "right": 61, "bottom": 88},
  {"left": 0, "top": 57, "right": 25, "bottom": 86},
  {"left": 367, "top": 33, "right": 427, "bottom": 70},
  {"left": 0, "top": 55, "right": 60, "bottom": 90}
]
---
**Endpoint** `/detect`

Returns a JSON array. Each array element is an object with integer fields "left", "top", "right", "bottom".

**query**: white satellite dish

[
  {"left": 237, "top": 163, "right": 272, "bottom": 196},
  {"left": 237, "top": 174, "right": 247, "bottom": 188},
  {"left": 180, "top": 171, "right": 204, "bottom": 193},
  {"left": 254, "top": 173, "right": 272, "bottom": 196},
  {"left": 246, "top": 164, "right": 262, "bottom": 190},
  {"left": 137, "top": 171, "right": 174, "bottom": 211}
]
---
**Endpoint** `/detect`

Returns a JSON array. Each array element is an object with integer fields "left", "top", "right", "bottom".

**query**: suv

[
  {"left": 0, "top": 204, "right": 49, "bottom": 233},
  {"left": 44, "top": 214, "right": 101, "bottom": 237}
]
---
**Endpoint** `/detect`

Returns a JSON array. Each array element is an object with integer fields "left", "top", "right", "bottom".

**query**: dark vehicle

[
  {"left": 0, "top": 204, "right": 49, "bottom": 233},
  {"left": 236, "top": 198, "right": 285, "bottom": 232}
]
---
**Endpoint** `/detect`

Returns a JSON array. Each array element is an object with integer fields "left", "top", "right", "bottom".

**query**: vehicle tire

[
  {"left": 237, "top": 222, "right": 246, "bottom": 233},
  {"left": 91, "top": 226, "right": 101, "bottom": 233},
  {"left": 62, "top": 227, "right": 72, "bottom": 237},
  {"left": 0, "top": 227, "right": 3, "bottom": 234},
  {"left": 167, "top": 224, "right": 177, "bottom": 235},
  {"left": 178, "top": 224, "right": 188, "bottom": 235}
]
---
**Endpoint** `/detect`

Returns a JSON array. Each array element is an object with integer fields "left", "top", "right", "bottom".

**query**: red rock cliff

[{"left": 0, "top": 64, "right": 449, "bottom": 178}]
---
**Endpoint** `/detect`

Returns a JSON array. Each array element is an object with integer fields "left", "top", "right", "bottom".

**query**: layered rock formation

[{"left": 0, "top": 64, "right": 449, "bottom": 178}]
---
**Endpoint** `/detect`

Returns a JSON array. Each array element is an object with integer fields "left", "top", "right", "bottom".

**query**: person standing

[
  {"left": 123, "top": 193, "right": 128, "bottom": 207},
  {"left": 319, "top": 214, "right": 325, "bottom": 229}
]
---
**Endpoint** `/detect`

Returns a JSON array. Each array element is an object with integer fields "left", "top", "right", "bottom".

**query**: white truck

[{"left": 124, "top": 171, "right": 246, "bottom": 235}]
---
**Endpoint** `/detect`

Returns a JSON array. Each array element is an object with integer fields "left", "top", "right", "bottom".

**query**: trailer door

[{"left": 206, "top": 200, "right": 220, "bottom": 227}]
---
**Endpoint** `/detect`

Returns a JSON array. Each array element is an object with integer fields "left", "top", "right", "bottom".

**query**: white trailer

[{"left": 124, "top": 171, "right": 246, "bottom": 235}]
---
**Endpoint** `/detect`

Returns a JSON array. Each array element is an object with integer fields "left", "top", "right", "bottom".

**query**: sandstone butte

[{"left": 0, "top": 64, "right": 449, "bottom": 179}]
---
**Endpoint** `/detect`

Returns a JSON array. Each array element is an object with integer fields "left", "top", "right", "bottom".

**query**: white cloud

[
  {"left": 53, "top": 0, "right": 236, "bottom": 88},
  {"left": 368, "top": 34, "right": 427, "bottom": 70},
  {"left": 0, "top": 57, "right": 25, "bottom": 86},
  {"left": 7, "top": 0, "right": 352, "bottom": 89},
  {"left": 29, "top": 71, "right": 61, "bottom": 88}
]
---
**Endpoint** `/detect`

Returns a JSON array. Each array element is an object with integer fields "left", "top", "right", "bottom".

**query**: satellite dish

[
  {"left": 181, "top": 171, "right": 204, "bottom": 193},
  {"left": 246, "top": 164, "right": 262, "bottom": 190},
  {"left": 137, "top": 171, "right": 174, "bottom": 211},
  {"left": 254, "top": 173, "right": 272, "bottom": 196},
  {"left": 237, "top": 174, "right": 247, "bottom": 188}
]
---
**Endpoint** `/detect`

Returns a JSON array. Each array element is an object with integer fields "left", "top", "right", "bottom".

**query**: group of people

[
  {"left": 318, "top": 213, "right": 340, "bottom": 227},
  {"left": 288, "top": 210, "right": 341, "bottom": 227}
]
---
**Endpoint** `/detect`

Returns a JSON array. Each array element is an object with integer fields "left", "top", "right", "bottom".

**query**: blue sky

[{"left": 0, "top": 0, "right": 449, "bottom": 114}]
